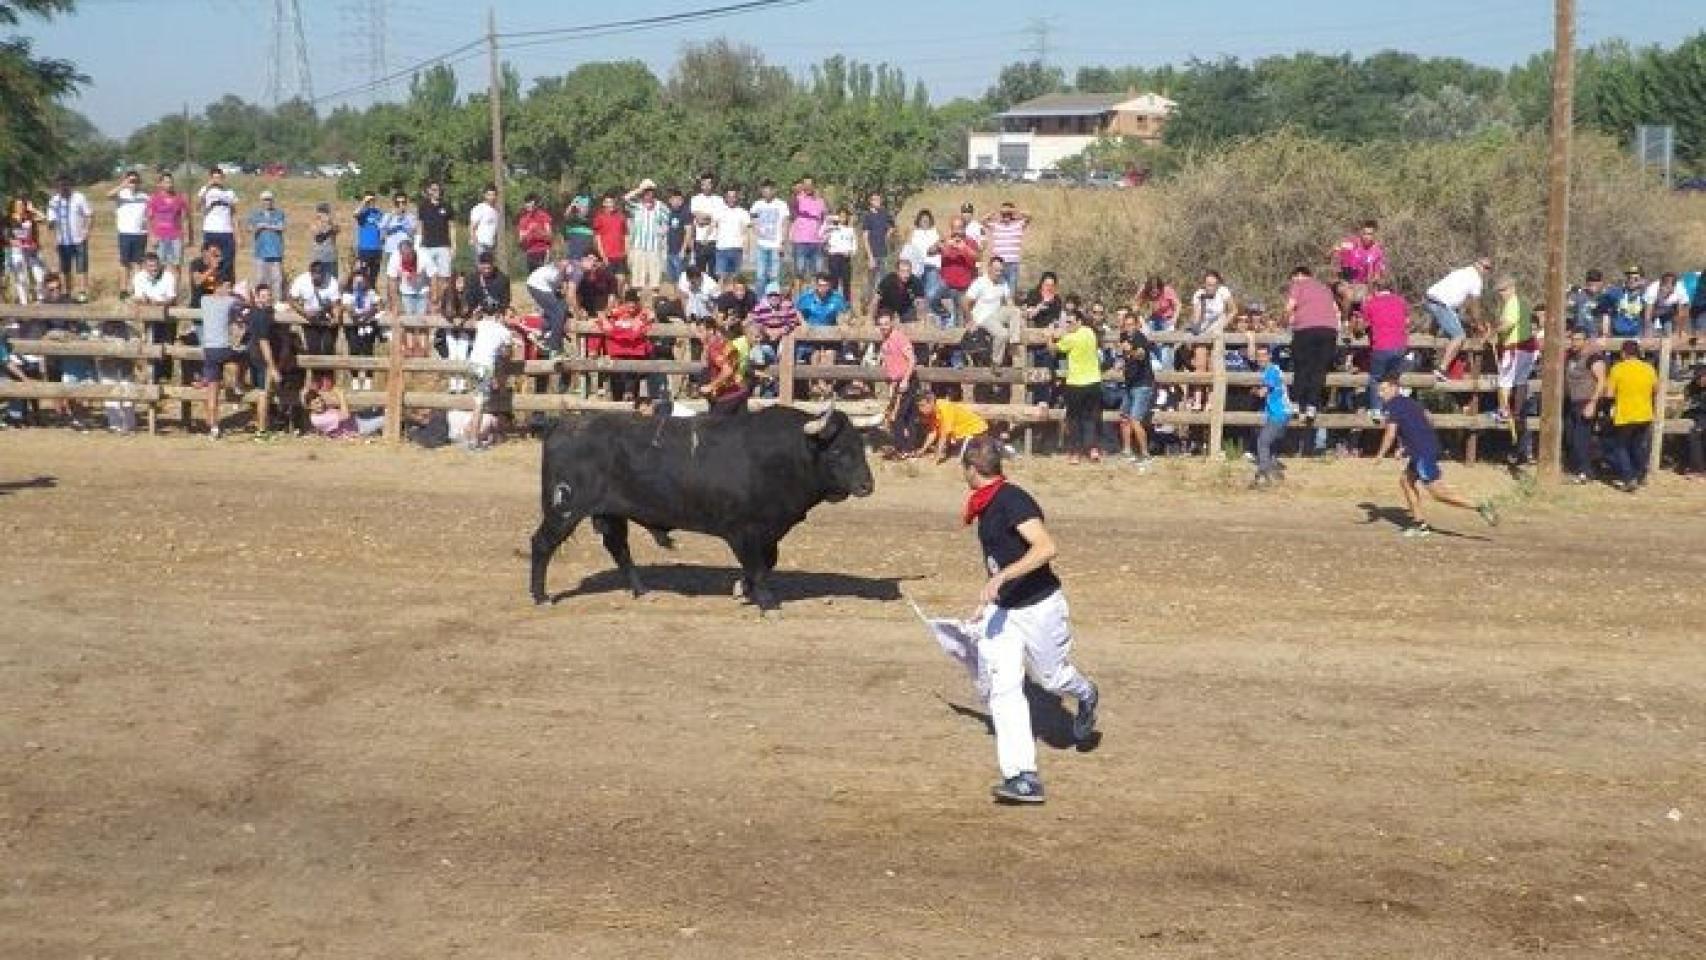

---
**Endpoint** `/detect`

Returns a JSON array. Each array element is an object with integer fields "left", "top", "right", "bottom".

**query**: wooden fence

[{"left": 1, "top": 303, "right": 1696, "bottom": 468}]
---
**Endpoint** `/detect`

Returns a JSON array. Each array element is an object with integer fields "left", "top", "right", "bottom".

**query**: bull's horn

[
  {"left": 802, "top": 403, "right": 834, "bottom": 436},
  {"left": 848, "top": 413, "right": 883, "bottom": 429}
]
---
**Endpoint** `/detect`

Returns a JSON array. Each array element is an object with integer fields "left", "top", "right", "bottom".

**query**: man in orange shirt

[{"left": 914, "top": 391, "right": 990, "bottom": 462}]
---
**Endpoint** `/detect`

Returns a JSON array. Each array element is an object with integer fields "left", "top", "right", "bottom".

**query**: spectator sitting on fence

[
  {"left": 716, "top": 274, "right": 756, "bottom": 321},
  {"left": 342, "top": 271, "right": 383, "bottom": 392},
  {"left": 525, "top": 256, "right": 572, "bottom": 358},
  {"left": 600, "top": 290, "right": 654, "bottom": 402},
  {"left": 911, "top": 390, "right": 989, "bottom": 463},
  {"left": 1188, "top": 270, "right": 1236, "bottom": 337},
  {"left": 289, "top": 260, "right": 342, "bottom": 391},
  {"left": 699, "top": 314, "right": 749, "bottom": 417},
  {"left": 463, "top": 309, "right": 516, "bottom": 451},
  {"left": 1363, "top": 278, "right": 1409, "bottom": 423},
  {"left": 437, "top": 272, "right": 473, "bottom": 393},
  {"left": 874, "top": 257, "right": 924, "bottom": 323}
]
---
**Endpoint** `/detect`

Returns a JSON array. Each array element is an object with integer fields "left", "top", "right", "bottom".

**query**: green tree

[
  {"left": 0, "top": 0, "right": 86, "bottom": 189},
  {"left": 982, "top": 60, "right": 1066, "bottom": 111}
]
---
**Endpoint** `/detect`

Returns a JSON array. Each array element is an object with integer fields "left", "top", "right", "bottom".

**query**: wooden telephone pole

[
  {"left": 486, "top": 7, "right": 509, "bottom": 269},
  {"left": 1537, "top": 0, "right": 1576, "bottom": 480}
]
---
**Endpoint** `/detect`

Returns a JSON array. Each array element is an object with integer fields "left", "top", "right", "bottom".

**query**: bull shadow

[
  {"left": 555, "top": 564, "right": 917, "bottom": 608},
  {"left": 0, "top": 476, "right": 57, "bottom": 497},
  {"left": 945, "top": 683, "right": 1102, "bottom": 754}
]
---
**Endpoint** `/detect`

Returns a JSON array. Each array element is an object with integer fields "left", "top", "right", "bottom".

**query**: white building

[{"left": 966, "top": 92, "right": 1176, "bottom": 174}]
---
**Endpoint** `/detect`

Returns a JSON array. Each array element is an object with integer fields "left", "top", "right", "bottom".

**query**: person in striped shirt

[
  {"left": 981, "top": 201, "right": 1030, "bottom": 293},
  {"left": 623, "top": 179, "right": 671, "bottom": 298}
]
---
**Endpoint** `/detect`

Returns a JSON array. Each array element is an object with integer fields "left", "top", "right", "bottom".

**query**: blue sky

[{"left": 23, "top": 0, "right": 1705, "bottom": 137}]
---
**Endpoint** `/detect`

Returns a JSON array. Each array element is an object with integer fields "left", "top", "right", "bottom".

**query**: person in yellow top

[
  {"left": 1492, "top": 276, "right": 1538, "bottom": 432},
  {"left": 914, "top": 391, "right": 989, "bottom": 462},
  {"left": 1601, "top": 339, "right": 1661, "bottom": 492},
  {"left": 1049, "top": 309, "right": 1104, "bottom": 463}
]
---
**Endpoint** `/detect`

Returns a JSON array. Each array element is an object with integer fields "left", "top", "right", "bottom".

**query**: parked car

[{"left": 1677, "top": 177, "right": 1706, "bottom": 193}]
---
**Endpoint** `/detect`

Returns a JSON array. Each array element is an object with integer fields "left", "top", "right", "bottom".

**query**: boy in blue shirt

[
  {"left": 353, "top": 193, "right": 384, "bottom": 283},
  {"left": 1373, "top": 375, "right": 1499, "bottom": 536},
  {"left": 1251, "top": 343, "right": 1290, "bottom": 487}
]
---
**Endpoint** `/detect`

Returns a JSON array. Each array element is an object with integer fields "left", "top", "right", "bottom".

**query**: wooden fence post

[
  {"left": 382, "top": 312, "right": 406, "bottom": 442},
  {"left": 1206, "top": 331, "right": 1228, "bottom": 458},
  {"left": 1648, "top": 335, "right": 1673, "bottom": 475},
  {"left": 779, "top": 330, "right": 797, "bottom": 404}
]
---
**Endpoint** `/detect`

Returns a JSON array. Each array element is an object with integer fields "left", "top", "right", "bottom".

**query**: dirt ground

[{"left": 3, "top": 431, "right": 1704, "bottom": 959}]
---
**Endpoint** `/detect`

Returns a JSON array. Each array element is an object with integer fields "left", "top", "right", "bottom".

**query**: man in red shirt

[
  {"left": 517, "top": 194, "right": 555, "bottom": 272},
  {"left": 933, "top": 217, "right": 980, "bottom": 328},
  {"left": 591, "top": 194, "right": 629, "bottom": 295}
]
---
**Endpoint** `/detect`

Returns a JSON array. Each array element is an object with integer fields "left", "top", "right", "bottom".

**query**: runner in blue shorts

[{"left": 1372, "top": 376, "right": 1499, "bottom": 537}]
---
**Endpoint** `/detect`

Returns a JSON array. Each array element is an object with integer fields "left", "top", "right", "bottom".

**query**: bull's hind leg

[
  {"left": 530, "top": 510, "right": 584, "bottom": 605},
  {"left": 593, "top": 516, "right": 646, "bottom": 597}
]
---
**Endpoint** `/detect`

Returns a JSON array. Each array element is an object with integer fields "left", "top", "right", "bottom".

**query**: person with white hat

[
  {"left": 622, "top": 178, "right": 670, "bottom": 297},
  {"left": 247, "top": 189, "right": 287, "bottom": 294}
]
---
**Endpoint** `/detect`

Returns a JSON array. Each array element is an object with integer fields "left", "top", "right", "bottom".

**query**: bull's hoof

[
  {"left": 732, "top": 579, "right": 748, "bottom": 601},
  {"left": 758, "top": 607, "right": 782, "bottom": 621},
  {"left": 531, "top": 594, "right": 550, "bottom": 607}
]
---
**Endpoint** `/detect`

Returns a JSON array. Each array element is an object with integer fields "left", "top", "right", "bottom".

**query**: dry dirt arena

[{"left": 3, "top": 430, "right": 1704, "bottom": 959}]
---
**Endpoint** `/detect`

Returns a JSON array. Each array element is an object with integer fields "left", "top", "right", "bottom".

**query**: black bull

[{"left": 530, "top": 406, "right": 877, "bottom": 611}]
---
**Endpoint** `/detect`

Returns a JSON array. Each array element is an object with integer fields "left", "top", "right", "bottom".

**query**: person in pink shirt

[
  {"left": 1362, "top": 278, "right": 1411, "bottom": 420},
  {"left": 876, "top": 309, "right": 920, "bottom": 454},
  {"left": 790, "top": 176, "right": 828, "bottom": 288},
  {"left": 145, "top": 172, "right": 189, "bottom": 273},
  {"left": 1332, "top": 219, "right": 1386, "bottom": 313}
]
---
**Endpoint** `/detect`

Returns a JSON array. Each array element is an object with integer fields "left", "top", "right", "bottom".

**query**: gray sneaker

[
  {"left": 1477, "top": 500, "right": 1500, "bottom": 527},
  {"left": 1073, "top": 682, "right": 1099, "bottom": 744},
  {"left": 992, "top": 772, "right": 1046, "bottom": 805}
]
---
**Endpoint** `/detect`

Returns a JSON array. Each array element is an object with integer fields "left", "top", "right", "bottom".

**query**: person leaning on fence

[
  {"left": 342, "top": 272, "right": 383, "bottom": 392},
  {"left": 197, "top": 276, "right": 242, "bottom": 439},
  {"left": 600, "top": 290, "right": 654, "bottom": 402},
  {"left": 248, "top": 284, "right": 306, "bottom": 435},
  {"left": 438, "top": 273, "right": 473, "bottom": 393},
  {"left": 1050, "top": 307, "right": 1103, "bottom": 464},
  {"left": 1424, "top": 256, "right": 1490, "bottom": 381},
  {"left": 1362, "top": 278, "right": 1409, "bottom": 422},
  {"left": 463, "top": 309, "right": 516, "bottom": 451},
  {"left": 526, "top": 257, "right": 573, "bottom": 358},
  {"left": 1492, "top": 277, "right": 1538, "bottom": 433},
  {"left": 1563, "top": 330, "right": 1608, "bottom": 483},
  {"left": 876, "top": 310, "right": 919, "bottom": 453},
  {"left": 288, "top": 261, "right": 341, "bottom": 391},
  {"left": 1284, "top": 266, "right": 1341, "bottom": 424},
  {"left": 874, "top": 257, "right": 924, "bottom": 324},
  {"left": 964, "top": 256, "right": 1019, "bottom": 369},
  {"left": 1601, "top": 339, "right": 1661, "bottom": 493}
]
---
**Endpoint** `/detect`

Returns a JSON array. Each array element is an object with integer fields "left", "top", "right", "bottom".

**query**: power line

[{"left": 496, "top": 0, "right": 812, "bottom": 42}]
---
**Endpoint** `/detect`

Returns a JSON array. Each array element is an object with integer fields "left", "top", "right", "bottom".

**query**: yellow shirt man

[
  {"left": 929, "top": 398, "right": 988, "bottom": 443},
  {"left": 1055, "top": 325, "right": 1101, "bottom": 387},
  {"left": 1604, "top": 355, "right": 1658, "bottom": 426}
]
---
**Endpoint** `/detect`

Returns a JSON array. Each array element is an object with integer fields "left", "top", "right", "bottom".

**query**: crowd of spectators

[{"left": 2, "top": 168, "right": 1704, "bottom": 484}]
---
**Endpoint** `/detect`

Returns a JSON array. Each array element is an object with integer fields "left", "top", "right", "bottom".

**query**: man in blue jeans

[
  {"left": 1251, "top": 344, "right": 1291, "bottom": 487},
  {"left": 1422, "top": 256, "right": 1490, "bottom": 381}
]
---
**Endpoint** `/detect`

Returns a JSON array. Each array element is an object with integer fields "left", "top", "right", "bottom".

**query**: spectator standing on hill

[
  {"left": 46, "top": 176, "right": 92, "bottom": 302},
  {"left": 468, "top": 185, "right": 501, "bottom": 259},
  {"left": 380, "top": 192, "right": 416, "bottom": 305},
  {"left": 1363, "top": 278, "right": 1409, "bottom": 421},
  {"left": 955, "top": 435, "right": 1099, "bottom": 805},
  {"left": 1492, "top": 277, "right": 1536, "bottom": 428},
  {"left": 1252, "top": 343, "right": 1292, "bottom": 487},
  {"left": 1051, "top": 308, "right": 1103, "bottom": 464},
  {"left": 247, "top": 190, "right": 287, "bottom": 293},
  {"left": 196, "top": 167, "right": 238, "bottom": 270},
  {"left": 561, "top": 195, "right": 595, "bottom": 261},
  {"left": 623, "top": 179, "right": 671, "bottom": 297},
  {"left": 1602, "top": 267, "right": 1648, "bottom": 338},
  {"left": 965, "top": 257, "right": 1018, "bottom": 367},
  {"left": 875, "top": 257, "right": 924, "bottom": 323},
  {"left": 353, "top": 192, "right": 384, "bottom": 281},
  {"left": 824, "top": 208, "right": 859, "bottom": 304},
  {"left": 791, "top": 176, "right": 828, "bottom": 286},
  {"left": 1116, "top": 309, "right": 1155, "bottom": 467},
  {"left": 664, "top": 188, "right": 691, "bottom": 283},
  {"left": 1373, "top": 376, "right": 1499, "bottom": 536},
  {"left": 109, "top": 170, "right": 149, "bottom": 296},
  {"left": 749, "top": 180, "right": 790, "bottom": 294},
  {"left": 861, "top": 192, "right": 895, "bottom": 311},
  {"left": 689, "top": 175, "right": 724, "bottom": 270},
  {"left": 1284, "top": 266, "right": 1340, "bottom": 423},
  {"left": 416, "top": 181, "right": 456, "bottom": 306},
  {"left": 309, "top": 202, "right": 340, "bottom": 278},
  {"left": 145, "top": 172, "right": 189, "bottom": 275},
  {"left": 591, "top": 194, "right": 630, "bottom": 290},
  {"left": 982, "top": 201, "right": 1029, "bottom": 292},
  {"left": 1563, "top": 330, "right": 1607, "bottom": 483},
  {"left": 1423, "top": 256, "right": 1490, "bottom": 380},
  {"left": 712, "top": 186, "right": 751, "bottom": 280},
  {"left": 1601, "top": 340, "right": 1660, "bottom": 492},
  {"left": 935, "top": 217, "right": 979, "bottom": 326},
  {"left": 5, "top": 196, "right": 45, "bottom": 304},
  {"left": 1188, "top": 270, "right": 1235, "bottom": 336},
  {"left": 959, "top": 202, "right": 984, "bottom": 248},
  {"left": 516, "top": 194, "right": 554, "bottom": 272}
]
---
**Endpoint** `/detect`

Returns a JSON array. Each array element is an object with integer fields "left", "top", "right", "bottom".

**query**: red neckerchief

[{"left": 963, "top": 476, "right": 1006, "bottom": 526}]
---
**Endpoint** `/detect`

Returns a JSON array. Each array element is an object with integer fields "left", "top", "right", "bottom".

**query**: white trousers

[{"left": 975, "top": 590, "right": 1093, "bottom": 779}]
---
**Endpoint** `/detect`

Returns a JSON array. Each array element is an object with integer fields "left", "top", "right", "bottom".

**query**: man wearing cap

[
  {"left": 248, "top": 190, "right": 288, "bottom": 295},
  {"left": 380, "top": 192, "right": 417, "bottom": 312},
  {"left": 749, "top": 281, "right": 799, "bottom": 371},
  {"left": 960, "top": 201, "right": 985, "bottom": 248},
  {"left": 623, "top": 178, "right": 671, "bottom": 297}
]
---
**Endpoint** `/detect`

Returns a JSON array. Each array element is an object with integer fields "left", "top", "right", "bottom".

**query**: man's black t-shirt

[
  {"left": 876, "top": 272, "right": 923, "bottom": 314},
  {"left": 716, "top": 288, "right": 756, "bottom": 320},
  {"left": 861, "top": 209, "right": 895, "bottom": 259},
  {"left": 976, "top": 482, "right": 1061, "bottom": 609},
  {"left": 576, "top": 269, "right": 616, "bottom": 315},
  {"left": 246, "top": 306, "right": 298, "bottom": 371},
  {"left": 1025, "top": 291, "right": 1062, "bottom": 328},
  {"left": 665, "top": 204, "right": 689, "bottom": 254},
  {"left": 466, "top": 269, "right": 511, "bottom": 314},
  {"left": 1120, "top": 328, "right": 1155, "bottom": 388},
  {"left": 418, "top": 198, "right": 454, "bottom": 248}
]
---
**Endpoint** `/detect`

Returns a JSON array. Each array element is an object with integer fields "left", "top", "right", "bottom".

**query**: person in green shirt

[{"left": 1050, "top": 309, "right": 1104, "bottom": 463}]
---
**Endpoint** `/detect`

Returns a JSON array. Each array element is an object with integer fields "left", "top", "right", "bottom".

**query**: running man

[
  {"left": 1372, "top": 375, "right": 1499, "bottom": 536},
  {"left": 959, "top": 435, "right": 1099, "bottom": 804}
]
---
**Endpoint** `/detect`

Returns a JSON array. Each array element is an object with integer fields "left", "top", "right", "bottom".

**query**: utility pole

[
  {"left": 1537, "top": 0, "right": 1575, "bottom": 481},
  {"left": 486, "top": 7, "right": 509, "bottom": 269},
  {"left": 182, "top": 103, "right": 197, "bottom": 250}
]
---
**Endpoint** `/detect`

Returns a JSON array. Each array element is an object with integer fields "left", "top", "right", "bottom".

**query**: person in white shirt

[
  {"left": 196, "top": 166, "right": 239, "bottom": 269},
  {"left": 1188, "top": 270, "right": 1236, "bottom": 336},
  {"left": 468, "top": 185, "right": 502, "bottom": 257},
  {"left": 46, "top": 176, "right": 93, "bottom": 302},
  {"left": 1423, "top": 256, "right": 1491, "bottom": 381},
  {"left": 107, "top": 170, "right": 150, "bottom": 296},
  {"left": 526, "top": 258, "right": 572, "bottom": 356},
  {"left": 712, "top": 187, "right": 751, "bottom": 280},
  {"left": 965, "top": 256, "right": 1020, "bottom": 365},
  {"left": 748, "top": 179, "right": 790, "bottom": 295},
  {"left": 1644, "top": 272, "right": 1691, "bottom": 335},
  {"left": 688, "top": 174, "right": 726, "bottom": 272},
  {"left": 464, "top": 315, "right": 513, "bottom": 449},
  {"left": 824, "top": 209, "right": 858, "bottom": 302},
  {"left": 108, "top": 253, "right": 177, "bottom": 432},
  {"left": 677, "top": 264, "right": 721, "bottom": 321},
  {"left": 288, "top": 262, "right": 343, "bottom": 386}
]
